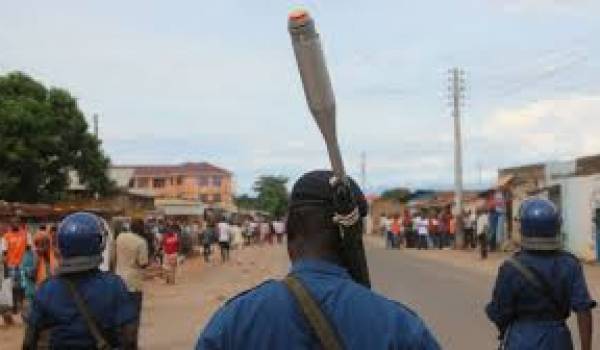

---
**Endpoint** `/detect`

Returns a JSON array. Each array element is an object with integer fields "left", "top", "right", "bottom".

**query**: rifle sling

[
  {"left": 282, "top": 275, "right": 343, "bottom": 350},
  {"left": 506, "top": 257, "right": 565, "bottom": 319},
  {"left": 62, "top": 277, "right": 111, "bottom": 350}
]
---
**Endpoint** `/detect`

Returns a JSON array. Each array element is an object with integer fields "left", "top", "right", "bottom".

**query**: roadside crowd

[{"left": 379, "top": 208, "right": 499, "bottom": 257}]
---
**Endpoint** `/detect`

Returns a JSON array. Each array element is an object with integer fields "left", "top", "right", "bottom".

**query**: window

[
  {"left": 128, "top": 179, "right": 135, "bottom": 188},
  {"left": 200, "top": 194, "right": 209, "bottom": 202},
  {"left": 197, "top": 176, "right": 209, "bottom": 187},
  {"left": 213, "top": 194, "right": 221, "bottom": 203},
  {"left": 212, "top": 176, "right": 222, "bottom": 187},
  {"left": 137, "top": 178, "right": 149, "bottom": 188},
  {"left": 177, "top": 176, "right": 184, "bottom": 185},
  {"left": 153, "top": 178, "right": 166, "bottom": 188}
]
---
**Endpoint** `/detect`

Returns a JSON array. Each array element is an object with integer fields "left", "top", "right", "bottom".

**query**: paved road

[
  {"left": 367, "top": 246, "right": 596, "bottom": 350},
  {"left": 368, "top": 247, "right": 497, "bottom": 349}
]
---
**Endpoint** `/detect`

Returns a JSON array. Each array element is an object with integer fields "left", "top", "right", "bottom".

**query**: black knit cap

[{"left": 289, "top": 170, "right": 368, "bottom": 217}]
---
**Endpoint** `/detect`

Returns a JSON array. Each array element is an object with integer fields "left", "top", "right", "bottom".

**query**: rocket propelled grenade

[
  {"left": 288, "top": 10, "right": 345, "bottom": 178},
  {"left": 288, "top": 9, "right": 371, "bottom": 288}
]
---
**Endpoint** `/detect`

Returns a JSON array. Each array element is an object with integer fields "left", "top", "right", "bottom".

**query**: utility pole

[
  {"left": 93, "top": 113, "right": 99, "bottom": 200},
  {"left": 449, "top": 67, "right": 465, "bottom": 248},
  {"left": 93, "top": 113, "right": 99, "bottom": 138},
  {"left": 360, "top": 151, "right": 366, "bottom": 190},
  {"left": 478, "top": 162, "right": 483, "bottom": 187}
]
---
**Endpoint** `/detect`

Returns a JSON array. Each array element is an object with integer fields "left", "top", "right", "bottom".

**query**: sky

[{"left": 1, "top": 0, "right": 600, "bottom": 194}]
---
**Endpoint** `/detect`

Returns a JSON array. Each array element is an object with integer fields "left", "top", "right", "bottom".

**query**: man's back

[
  {"left": 29, "top": 270, "right": 137, "bottom": 348},
  {"left": 197, "top": 259, "right": 439, "bottom": 349},
  {"left": 115, "top": 231, "right": 148, "bottom": 292}
]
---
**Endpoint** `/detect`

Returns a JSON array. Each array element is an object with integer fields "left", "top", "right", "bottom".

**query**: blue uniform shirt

[
  {"left": 486, "top": 251, "right": 596, "bottom": 349},
  {"left": 197, "top": 259, "right": 440, "bottom": 349},
  {"left": 28, "top": 270, "right": 137, "bottom": 348}
]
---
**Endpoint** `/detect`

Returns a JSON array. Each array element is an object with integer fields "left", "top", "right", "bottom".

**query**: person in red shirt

[
  {"left": 162, "top": 228, "right": 179, "bottom": 284},
  {"left": 390, "top": 214, "right": 402, "bottom": 249}
]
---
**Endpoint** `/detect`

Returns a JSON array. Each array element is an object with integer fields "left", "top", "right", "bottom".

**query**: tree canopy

[
  {"left": 0, "top": 72, "right": 113, "bottom": 203},
  {"left": 252, "top": 175, "right": 289, "bottom": 218}
]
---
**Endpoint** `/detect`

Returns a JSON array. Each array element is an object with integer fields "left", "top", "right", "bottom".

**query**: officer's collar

[{"left": 291, "top": 258, "right": 350, "bottom": 279}]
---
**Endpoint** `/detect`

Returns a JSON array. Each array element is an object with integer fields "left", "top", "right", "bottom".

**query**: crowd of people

[
  {"left": 0, "top": 214, "right": 287, "bottom": 328},
  {"left": 378, "top": 207, "right": 504, "bottom": 258},
  {"left": 0, "top": 222, "right": 59, "bottom": 326},
  {"left": 198, "top": 216, "right": 287, "bottom": 264}
]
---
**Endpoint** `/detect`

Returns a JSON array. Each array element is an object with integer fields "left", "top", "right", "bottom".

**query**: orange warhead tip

[{"left": 289, "top": 8, "right": 309, "bottom": 21}]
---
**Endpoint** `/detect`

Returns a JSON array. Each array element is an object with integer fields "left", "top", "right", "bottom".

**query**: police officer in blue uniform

[
  {"left": 196, "top": 170, "right": 440, "bottom": 350},
  {"left": 486, "top": 198, "right": 596, "bottom": 350},
  {"left": 23, "top": 212, "right": 138, "bottom": 349}
]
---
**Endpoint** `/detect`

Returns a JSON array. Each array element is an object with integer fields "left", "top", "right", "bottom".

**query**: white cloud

[{"left": 480, "top": 95, "right": 600, "bottom": 161}]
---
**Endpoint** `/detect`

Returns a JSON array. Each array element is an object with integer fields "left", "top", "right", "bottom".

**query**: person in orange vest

[
  {"left": 1, "top": 224, "right": 28, "bottom": 314},
  {"left": 33, "top": 228, "right": 58, "bottom": 285}
]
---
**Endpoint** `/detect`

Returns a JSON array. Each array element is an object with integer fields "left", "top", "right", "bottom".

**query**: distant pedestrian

[
  {"left": 114, "top": 219, "right": 149, "bottom": 347},
  {"left": 230, "top": 222, "right": 243, "bottom": 249},
  {"left": 464, "top": 210, "right": 477, "bottom": 249},
  {"left": 1, "top": 250, "right": 15, "bottom": 325},
  {"left": 242, "top": 220, "right": 252, "bottom": 247},
  {"left": 429, "top": 214, "right": 441, "bottom": 249},
  {"left": 201, "top": 227, "right": 214, "bottom": 263},
  {"left": 448, "top": 215, "right": 456, "bottom": 248},
  {"left": 217, "top": 219, "right": 231, "bottom": 263},
  {"left": 32, "top": 228, "right": 58, "bottom": 286},
  {"left": 19, "top": 244, "right": 35, "bottom": 321},
  {"left": 272, "top": 218, "right": 286, "bottom": 244},
  {"left": 477, "top": 210, "right": 489, "bottom": 259},
  {"left": 259, "top": 221, "right": 271, "bottom": 245},
  {"left": 416, "top": 214, "right": 429, "bottom": 250},
  {"left": 390, "top": 214, "right": 402, "bottom": 249},
  {"left": 438, "top": 211, "right": 450, "bottom": 248},
  {"left": 162, "top": 228, "right": 179, "bottom": 284},
  {"left": 2, "top": 224, "right": 27, "bottom": 315}
]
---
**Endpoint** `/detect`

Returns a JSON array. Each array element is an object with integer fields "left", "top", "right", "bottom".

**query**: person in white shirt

[
  {"left": 415, "top": 215, "right": 429, "bottom": 250},
  {"left": 271, "top": 219, "right": 286, "bottom": 244},
  {"left": 476, "top": 210, "right": 490, "bottom": 259},
  {"left": 217, "top": 219, "right": 231, "bottom": 262},
  {"left": 259, "top": 221, "right": 271, "bottom": 246},
  {"left": 229, "top": 223, "right": 243, "bottom": 249}
]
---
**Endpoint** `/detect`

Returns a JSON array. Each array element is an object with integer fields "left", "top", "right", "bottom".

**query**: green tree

[
  {"left": 0, "top": 72, "right": 114, "bottom": 202},
  {"left": 381, "top": 187, "right": 411, "bottom": 203},
  {"left": 253, "top": 175, "right": 289, "bottom": 218}
]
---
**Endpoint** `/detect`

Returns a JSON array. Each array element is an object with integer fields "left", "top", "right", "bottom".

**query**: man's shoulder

[{"left": 223, "top": 279, "right": 283, "bottom": 307}]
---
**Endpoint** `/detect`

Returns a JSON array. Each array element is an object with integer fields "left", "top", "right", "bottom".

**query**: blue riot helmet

[
  {"left": 57, "top": 212, "right": 107, "bottom": 274},
  {"left": 519, "top": 198, "right": 561, "bottom": 251}
]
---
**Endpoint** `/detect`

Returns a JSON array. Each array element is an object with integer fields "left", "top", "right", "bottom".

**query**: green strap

[{"left": 282, "top": 275, "right": 343, "bottom": 350}]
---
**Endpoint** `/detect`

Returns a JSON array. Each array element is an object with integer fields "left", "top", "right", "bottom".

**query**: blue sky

[{"left": 2, "top": 0, "right": 600, "bottom": 194}]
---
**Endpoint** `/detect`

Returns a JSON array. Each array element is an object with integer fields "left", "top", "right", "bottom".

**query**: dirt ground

[{"left": 0, "top": 244, "right": 290, "bottom": 349}]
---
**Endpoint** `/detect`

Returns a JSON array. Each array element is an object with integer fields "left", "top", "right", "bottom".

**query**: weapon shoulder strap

[
  {"left": 62, "top": 277, "right": 112, "bottom": 350},
  {"left": 282, "top": 275, "right": 343, "bottom": 350},
  {"left": 506, "top": 257, "right": 565, "bottom": 318}
]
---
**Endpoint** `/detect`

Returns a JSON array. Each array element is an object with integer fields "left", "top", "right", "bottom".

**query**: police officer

[
  {"left": 196, "top": 170, "right": 440, "bottom": 349},
  {"left": 23, "top": 212, "right": 138, "bottom": 349},
  {"left": 486, "top": 198, "right": 596, "bottom": 350}
]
